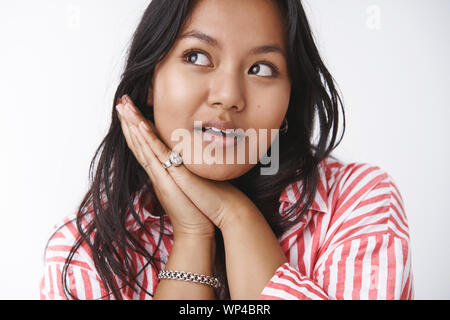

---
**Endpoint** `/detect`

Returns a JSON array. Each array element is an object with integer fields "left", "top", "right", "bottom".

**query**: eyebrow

[{"left": 178, "top": 30, "right": 287, "bottom": 59}]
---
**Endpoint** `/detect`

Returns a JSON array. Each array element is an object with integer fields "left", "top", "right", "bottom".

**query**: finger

[
  {"left": 129, "top": 124, "right": 161, "bottom": 179},
  {"left": 119, "top": 96, "right": 166, "bottom": 153},
  {"left": 125, "top": 120, "right": 148, "bottom": 169},
  {"left": 136, "top": 121, "right": 221, "bottom": 207},
  {"left": 118, "top": 98, "right": 180, "bottom": 187},
  {"left": 121, "top": 95, "right": 148, "bottom": 128},
  {"left": 137, "top": 121, "right": 184, "bottom": 160},
  {"left": 130, "top": 124, "right": 220, "bottom": 235},
  {"left": 121, "top": 98, "right": 221, "bottom": 213},
  {"left": 138, "top": 121, "right": 243, "bottom": 214},
  {"left": 119, "top": 102, "right": 184, "bottom": 179},
  {"left": 136, "top": 121, "right": 184, "bottom": 168},
  {"left": 119, "top": 99, "right": 220, "bottom": 226},
  {"left": 121, "top": 95, "right": 165, "bottom": 141},
  {"left": 117, "top": 103, "right": 159, "bottom": 183},
  {"left": 117, "top": 103, "right": 157, "bottom": 181},
  {"left": 130, "top": 123, "right": 187, "bottom": 198},
  {"left": 117, "top": 103, "right": 143, "bottom": 163}
]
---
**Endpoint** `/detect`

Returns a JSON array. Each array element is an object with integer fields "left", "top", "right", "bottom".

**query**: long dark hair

[{"left": 52, "top": 0, "right": 345, "bottom": 300}]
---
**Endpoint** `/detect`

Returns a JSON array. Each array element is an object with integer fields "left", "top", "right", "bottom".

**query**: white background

[{"left": 0, "top": 0, "right": 448, "bottom": 299}]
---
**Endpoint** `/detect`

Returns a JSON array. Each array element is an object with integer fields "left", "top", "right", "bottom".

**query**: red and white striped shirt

[{"left": 40, "top": 157, "right": 413, "bottom": 300}]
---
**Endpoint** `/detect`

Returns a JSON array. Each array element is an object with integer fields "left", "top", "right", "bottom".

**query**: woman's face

[{"left": 147, "top": 0, "right": 291, "bottom": 181}]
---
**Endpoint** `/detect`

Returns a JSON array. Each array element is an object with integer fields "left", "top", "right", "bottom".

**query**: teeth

[
  {"left": 205, "top": 127, "right": 227, "bottom": 134},
  {"left": 203, "top": 126, "right": 240, "bottom": 137},
  {"left": 209, "top": 127, "right": 223, "bottom": 133}
]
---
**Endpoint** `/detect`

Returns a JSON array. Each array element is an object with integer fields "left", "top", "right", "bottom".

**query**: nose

[{"left": 207, "top": 70, "right": 246, "bottom": 112}]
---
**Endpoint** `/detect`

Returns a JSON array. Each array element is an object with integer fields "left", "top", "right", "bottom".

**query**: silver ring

[
  {"left": 162, "top": 151, "right": 183, "bottom": 169},
  {"left": 162, "top": 159, "right": 172, "bottom": 169}
]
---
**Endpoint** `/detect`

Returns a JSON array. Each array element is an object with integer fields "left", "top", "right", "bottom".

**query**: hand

[
  {"left": 116, "top": 95, "right": 215, "bottom": 239},
  {"left": 116, "top": 97, "right": 258, "bottom": 230}
]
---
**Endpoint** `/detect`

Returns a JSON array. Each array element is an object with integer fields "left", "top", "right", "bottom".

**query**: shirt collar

[
  {"left": 125, "top": 186, "right": 168, "bottom": 233},
  {"left": 278, "top": 159, "right": 329, "bottom": 214}
]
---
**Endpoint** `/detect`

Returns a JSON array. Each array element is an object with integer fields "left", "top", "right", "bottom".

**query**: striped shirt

[{"left": 40, "top": 157, "right": 413, "bottom": 300}]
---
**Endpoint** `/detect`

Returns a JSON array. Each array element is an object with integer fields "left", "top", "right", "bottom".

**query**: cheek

[
  {"left": 250, "top": 101, "right": 288, "bottom": 131},
  {"left": 250, "top": 81, "right": 290, "bottom": 125},
  {"left": 154, "top": 65, "right": 202, "bottom": 110},
  {"left": 153, "top": 114, "right": 190, "bottom": 152},
  {"left": 249, "top": 90, "right": 290, "bottom": 151},
  {"left": 152, "top": 74, "right": 190, "bottom": 124},
  {"left": 153, "top": 70, "right": 201, "bottom": 127}
]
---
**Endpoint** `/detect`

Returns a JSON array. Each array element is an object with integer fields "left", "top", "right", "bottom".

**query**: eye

[
  {"left": 249, "top": 63, "right": 279, "bottom": 78},
  {"left": 183, "top": 50, "right": 211, "bottom": 67},
  {"left": 182, "top": 50, "right": 280, "bottom": 78}
]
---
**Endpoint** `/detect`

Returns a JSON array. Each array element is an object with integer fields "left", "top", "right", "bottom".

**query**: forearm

[
  {"left": 221, "top": 204, "right": 287, "bottom": 300},
  {"left": 153, "top": 234, "right": 217, "bottom": 300}
]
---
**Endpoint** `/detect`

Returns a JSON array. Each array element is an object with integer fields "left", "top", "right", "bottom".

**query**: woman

[{"left": 40, "top": 0, "right": 413, "bottom": 300}]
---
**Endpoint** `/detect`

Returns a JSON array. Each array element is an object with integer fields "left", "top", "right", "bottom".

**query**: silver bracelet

[{"left": 158, "top": 270, "right": 220, "bottom": 289}]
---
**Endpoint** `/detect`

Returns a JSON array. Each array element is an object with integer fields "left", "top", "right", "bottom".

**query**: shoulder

[
  {"left": 43, "top": 210, "right": 97, "bottom": 272},
  {"left": 322, "top": 156, "right": 395, "bottom": 194},
  {"left": 280, "top": 156, "right": 403, "bottom": 218},
  {"left": 40, "top": 210, "right": 107, "bottom": 299},
  {"left": 322, "top": 156, "right": 409, "bottom": 244}
]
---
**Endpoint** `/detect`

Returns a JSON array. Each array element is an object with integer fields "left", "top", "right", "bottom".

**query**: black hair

[{"left": 48, "top": 0, "right": 345, "bottom": 300}]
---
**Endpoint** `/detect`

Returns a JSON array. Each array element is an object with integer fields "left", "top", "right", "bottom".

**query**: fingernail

[{"left": 116, "top": 104, "right": 123, "bottom": 115}]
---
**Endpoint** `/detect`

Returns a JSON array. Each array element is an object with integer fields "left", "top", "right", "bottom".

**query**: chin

[{"left": 184, "top": 163, "right": 253, "bottom": 181}]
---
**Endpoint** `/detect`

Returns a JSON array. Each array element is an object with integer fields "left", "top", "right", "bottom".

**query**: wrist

[
  {"left": 170, "top": 233, "right": 217, "bottom": 269},
  {"left": 155, "top": 234, "right": 217, "bottom": 300},
  {"left": 172, "top": 225, "right": 216, "bottom": 241},
  {"left": 173, "top": 231, "right": 216, "bottom": 246},
  {"left": 219, "top": 201, "right": 260, "bottom": 235}
]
